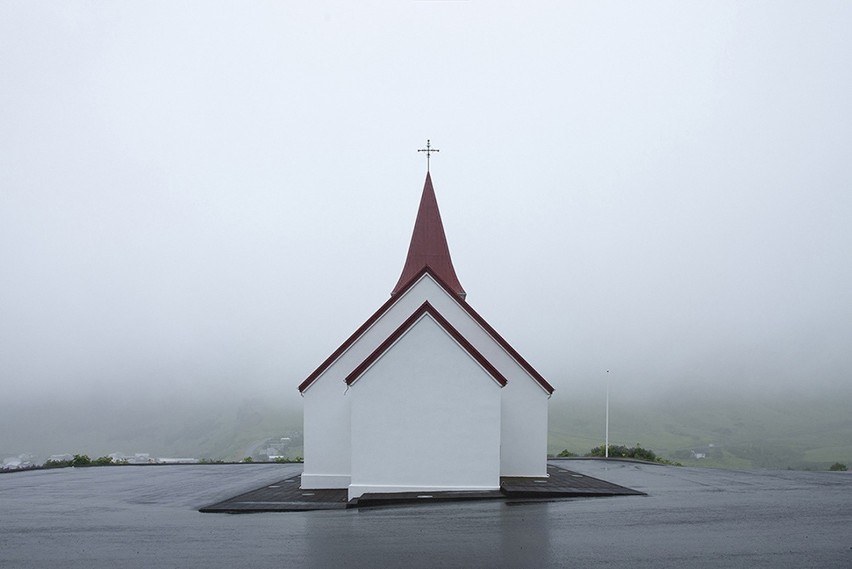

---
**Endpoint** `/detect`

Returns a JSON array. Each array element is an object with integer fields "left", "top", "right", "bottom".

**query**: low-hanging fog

[{"left": 2, "top": 2, "right": 851, "bottom": 458}]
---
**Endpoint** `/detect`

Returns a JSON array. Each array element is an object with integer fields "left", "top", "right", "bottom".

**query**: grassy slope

[
  {"left": 1, "top": 397, "right": 304, "bottom": 462},
  {"left": 5, "top": 390, "right": 849, "bottom": 471},
  {"left": 548, "top": 390, "right": 852, "bottom": 470},
  {"left": 100, "top": 391, "right": 850, "bottom": 470}
]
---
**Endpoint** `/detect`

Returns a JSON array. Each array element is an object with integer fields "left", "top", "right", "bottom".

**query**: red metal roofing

[
  {"left": 297, "top": 266, "right": 554, "bottom": 395},
  {"left": 391, "top": 172, "right": 466, "bottom": 299},
  {"left": 344, "top": 301, "right": 508, "bottom": 387}
]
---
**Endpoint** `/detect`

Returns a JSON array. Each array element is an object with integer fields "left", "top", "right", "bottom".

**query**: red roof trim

[
  {"left": 417, "top": 267, "right": 555, "bottom": 395},
  {"left": 296, "top": 273, "right": 424, "bottom": 393},
  {"left": 344, "top": 301, "right": 508, "bottom": 387},
  {"left": 297, "top": 265, "right": 554, "bottom": 395},
  {"left": 455, "top": 291, "right": 556, "bottom": 395}
]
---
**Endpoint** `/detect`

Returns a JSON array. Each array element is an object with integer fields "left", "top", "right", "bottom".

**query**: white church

[{"left": 298, "top": 166, "right": 554, "bottom": 501}]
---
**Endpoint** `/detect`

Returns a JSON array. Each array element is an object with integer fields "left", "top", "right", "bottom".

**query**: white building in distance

[{"left": 299, "top": 171, "right": 554, "bottom": 501}]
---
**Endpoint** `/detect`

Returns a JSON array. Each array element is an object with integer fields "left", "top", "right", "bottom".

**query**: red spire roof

[{"left": 391, "top": 172, "right": 466, "bottom": 298}]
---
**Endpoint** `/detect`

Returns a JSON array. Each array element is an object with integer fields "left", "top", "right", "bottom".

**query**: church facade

[{"left": 299, "top": 171, "right": 554, "bottom": 501}]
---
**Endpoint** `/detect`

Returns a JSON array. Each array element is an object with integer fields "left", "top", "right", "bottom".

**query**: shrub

[
  {"left": 829, "top": 462, "right": 848, "bottom": 472},
  {"left": 557, "top": 449, "right": 577, "bottom": 458},
  {"left": 71, "top": 454, "right": 91, "bottom": 467},
  {"left": 586, "top": 445, "right": 681, "bottom": 466},
  {"left": 587, "top": 445, "right": 658, "bottom": 461}
]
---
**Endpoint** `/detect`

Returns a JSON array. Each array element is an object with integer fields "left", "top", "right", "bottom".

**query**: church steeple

[{"left": 391, "top": 172, "right": 466, "bottom": 299}]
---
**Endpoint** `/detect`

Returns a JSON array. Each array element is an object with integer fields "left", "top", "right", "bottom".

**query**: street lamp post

[{"left": 605, "top": 370, "right": 610, "bottom": 459}]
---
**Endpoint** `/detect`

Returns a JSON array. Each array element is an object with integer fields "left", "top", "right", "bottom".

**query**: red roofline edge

[
  {"left": 297, "top": 265, "right": 554, "bottom": 395},
  {"left": 344, "top": 301, "right": 508, "bottom": 387}
]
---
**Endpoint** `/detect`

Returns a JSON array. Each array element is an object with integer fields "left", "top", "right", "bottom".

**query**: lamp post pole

[{"left": 605, "top": 370, "right": 610, "bottom": 459}]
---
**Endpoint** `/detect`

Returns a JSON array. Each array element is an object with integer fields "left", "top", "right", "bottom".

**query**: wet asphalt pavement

[{"left": 2, "top": 460, "right": 851, "bottom": 568}]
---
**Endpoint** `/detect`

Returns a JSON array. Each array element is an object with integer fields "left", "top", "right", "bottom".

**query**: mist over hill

[
  {"left": 0, "top": 385, "right": 303, "bottom": 463},
  {"left": 2, "top": 378, "right": 850, "bottom": 471},
  {"left": 548, "top": 381, "right": 852, "bottom": 470}
]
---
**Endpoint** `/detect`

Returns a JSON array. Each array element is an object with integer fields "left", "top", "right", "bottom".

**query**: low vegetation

[
  {"left": 272, "top": 456, "right": 303, "bottom": 463},
  {"left": 587, "top": 445, "right": 682, "bottom": 466},
  {"left": 553, "top": 445, "right": 682, "bottom": 465},
  {"left": 42, "top": 454, "right": 123, "bottom": 469}
]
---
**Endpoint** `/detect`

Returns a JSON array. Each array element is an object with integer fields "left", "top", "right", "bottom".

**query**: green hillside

[
  {"left": 1, "top": 396, "right": 304, "bottom": 463},
  {"left": 5, "top": 388, "right": 850, "bottom": 471},
  {"left": 548, "top": 390, "right": 852, "bottom": 470}
]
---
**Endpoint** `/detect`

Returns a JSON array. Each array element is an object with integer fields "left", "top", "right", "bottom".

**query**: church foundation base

[
  {"left": 347, "top": 483, "right": 500, "bottom": 502},
  {"left": 200, "top": 463, "right": 645, "bottom": 513},
  {"left": 299, "top": 473, "right": 350, "bottom": 490}
]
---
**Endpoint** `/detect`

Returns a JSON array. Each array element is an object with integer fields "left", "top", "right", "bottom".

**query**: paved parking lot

[{"left": 2, "top": 460, "right": 851, "bottom": 568}]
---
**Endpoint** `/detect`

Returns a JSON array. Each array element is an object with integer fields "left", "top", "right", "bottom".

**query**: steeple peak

[{"left": 391, "top": 172, "right": 466, "bottom": 299}]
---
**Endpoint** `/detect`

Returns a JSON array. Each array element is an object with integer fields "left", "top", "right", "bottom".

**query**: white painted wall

[
  {"left": 300, "top": 280, "right": 436, "bottom": 488},
  {"left": 301, "top": 273, "right": 550, "bottom": 491},
  {"left": 500, "top": 375, "right": 549, "bottom": 476},
  {"left": 408, "top": 276, "right": 551, "bottom": 476},
  {"left": 348, "top": 315, "right": 502, "bottom": 500},
  {"left": 301, "top": 376, "right": 351, "bottom": 489}
]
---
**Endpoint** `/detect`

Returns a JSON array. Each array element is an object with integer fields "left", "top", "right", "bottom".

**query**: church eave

[
  {"left": 297, "top": 265, "right": 554, "bottom": 395},
  {"left": 344, "top": 301, "right": 508, "bottom": 388},
  {"left": 297, "top": 265, "right": 433, "bottom": 393},
  {"left": 457, "top": 293, "right": 556, "bottom": 395}
]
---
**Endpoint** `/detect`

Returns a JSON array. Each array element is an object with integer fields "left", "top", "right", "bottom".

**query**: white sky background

[{"left": 1, "top": 1, "right": 851, "bottom": 412}]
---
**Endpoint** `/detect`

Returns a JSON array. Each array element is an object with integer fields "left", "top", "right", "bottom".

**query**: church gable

[
  {"left": 298, "top": 266, "right": 553, "bottom": 395},
  {"left": 345, "top": 301, "right": 508, "bottom": 388},
  {"left": 347, "top": 308, "right": 503, "bottom": 498},
  {"left": 297, "top": 266, "right": 443, "bottom": 394}
]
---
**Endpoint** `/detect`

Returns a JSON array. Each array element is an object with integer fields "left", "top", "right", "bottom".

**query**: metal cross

[{"left": 418, "top": 139, "right": 439, "bottom": 171}]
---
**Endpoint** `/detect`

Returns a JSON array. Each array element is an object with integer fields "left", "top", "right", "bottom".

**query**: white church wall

[
  {"left": 301, "top": 378, "right": 351, "bottom": 489},
  {"left": 348, "top": 315, "right": 502, "bottom": 501},
  {"left": 419, "top": 276, "right": 546, "bottom": 398},
  {"left": 500, "top": 374, "right": 549, "bottom": 476},
  {"left": 301, "top": 273, "right": 549, "bottom": 489},
  {"left": 415, "top": 276, "right": 551, "bottom": 476},
  {"left": 300, "top": 284, "right": 435, "bottom": 488},
  {"left": 300, "top": 280, "right": 440, "bottom": 488}
]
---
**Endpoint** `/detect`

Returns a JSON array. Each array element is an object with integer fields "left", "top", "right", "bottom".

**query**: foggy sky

[{"left": 2, "top": 1, "right": 851, "bottom": 421}]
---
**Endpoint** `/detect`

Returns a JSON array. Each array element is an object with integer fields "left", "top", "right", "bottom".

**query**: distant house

[
  {"left": 2, "top": 457, "right": 22, "bottom": 470},
  {"left": 2, "top": 454, "right": 35, "bottom": 470},
  {"left": 128, "top": 453, "right": 154, "bottom": 464},
  {"left": 48, "top": 454, "right": 74, "bottom": 463},
  {"left": 264, "top": 437, "right": 292, "bottom": 460},
  {"left": 299, "top": 169, "right": 554, "bottom": 501}
]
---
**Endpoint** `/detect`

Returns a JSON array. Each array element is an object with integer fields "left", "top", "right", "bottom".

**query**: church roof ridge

[
  {"left": 344, "top": 301, "right": 508, "bottom": 387},
  {"left": 391, "top": 172, "right": 466, "bottom": 299},
  {"left": 297, "top": 266, "right": 554, "bottom": 395}
]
